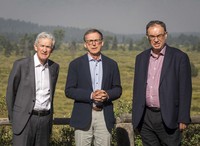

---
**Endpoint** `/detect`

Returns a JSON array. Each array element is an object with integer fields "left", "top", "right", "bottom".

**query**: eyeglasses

[
  {"left": 85, "top": 39, "right": 102, "bottom": 45},
  {"left": 147, "top": 33, "right": 166, "bottom": 41}
]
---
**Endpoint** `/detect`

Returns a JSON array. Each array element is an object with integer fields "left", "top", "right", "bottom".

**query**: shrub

[
  {"left": 0, "top": 126, "right": 12, "bottom": 146},
  {"left": 0, "top": 96, "right": 7, "bottom": 117},
  {"left": 51, "top": 125, "right": 75, "bottom": 146},
  {"left": 191, "top": 62, "right": 198, "bottom": 77},
  {"left": 182, "top": 124, "right": 200, "bottom": 146}
]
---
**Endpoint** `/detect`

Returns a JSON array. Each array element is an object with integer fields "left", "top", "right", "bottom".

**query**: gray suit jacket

[
  {"left": 132, "top": 45, "right": 192, "bottom": 129},
  {"left": 6, "top": 56, "right": 59, "bottom": 134}
]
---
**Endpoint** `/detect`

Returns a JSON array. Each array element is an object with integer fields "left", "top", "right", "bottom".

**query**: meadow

[{"left": 0, "top": 47, "right": 200, "bottom": 119}]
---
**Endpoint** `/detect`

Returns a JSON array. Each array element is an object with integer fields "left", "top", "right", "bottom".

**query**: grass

[{"left": 0, "top": 47, "right": 200, "bottom": 118}]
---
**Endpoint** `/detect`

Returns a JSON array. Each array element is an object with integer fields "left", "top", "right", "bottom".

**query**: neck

[
  {"left": 88, "top": 52, "right": 101, "bottom": 60},
  {"left": 152, "top": 49, "right": 162, "bottom": 55}
]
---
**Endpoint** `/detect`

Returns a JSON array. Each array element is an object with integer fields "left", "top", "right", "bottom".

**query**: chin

[{"left": 153, "top": 46, "right": 161, "bottom": 49}]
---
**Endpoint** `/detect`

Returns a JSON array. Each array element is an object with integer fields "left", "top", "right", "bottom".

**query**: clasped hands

[{"left": 92, "top": 90, "right": 109, "bottom": 103}]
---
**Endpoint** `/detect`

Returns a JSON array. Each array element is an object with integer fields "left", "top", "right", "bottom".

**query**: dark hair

[
  {"left": 83, "top": 29, "right": 103, "bottom": 41},
  {"left": 146, "top": 20, "right": 167, "bottom": 35}
]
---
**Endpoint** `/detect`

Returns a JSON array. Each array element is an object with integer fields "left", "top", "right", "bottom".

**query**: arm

[
  {"left": 178, "top": 53, "right": 192, "bottom": 125},
  {"left": 105, "top": 61, "right": 122, "bottom": 102},
  {"left": 65, "top": 61, "right": 92, "bottom": 103},
  {"left": 6, "top": 61, "right": 21, "bottom": 123}
]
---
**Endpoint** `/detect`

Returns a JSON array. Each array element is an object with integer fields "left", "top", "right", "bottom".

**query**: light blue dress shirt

[{"left": 88, "top": 54, "right": 103, "bottom": 91}]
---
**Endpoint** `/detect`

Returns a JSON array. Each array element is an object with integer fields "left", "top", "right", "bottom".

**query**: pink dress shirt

[{"left": 146, "top": 47, "right": 166, "bottom": 108}]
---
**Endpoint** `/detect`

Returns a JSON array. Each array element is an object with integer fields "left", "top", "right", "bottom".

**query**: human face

[
  {"left": 147, "top": 24, "right": 167, "bottom": 54},
  {"left": 34, "top": 38, "right": 53, "bottom": 65},
  {"left": 84, "top": 32, "right": 103, "bottom": 59}
]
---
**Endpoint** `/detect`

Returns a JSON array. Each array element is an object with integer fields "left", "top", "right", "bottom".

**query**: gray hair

[{"left": 34, "top": 32, "right": 56, "bottom": 49}]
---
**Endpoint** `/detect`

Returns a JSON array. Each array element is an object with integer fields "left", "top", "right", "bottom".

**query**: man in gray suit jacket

[
  {"left": 6, "top": 32, "right": 59, "bottom": 146},
  {"left": 132, "top": 20, "right": 192, "bottom": 146},
  {"left": 65, "top": 29, "right": 122, "bottom": 146}
]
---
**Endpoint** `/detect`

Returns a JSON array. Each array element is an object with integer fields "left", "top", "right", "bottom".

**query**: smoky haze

[{"left": 0, "top": 0, "right": 200, "bottom": 34}]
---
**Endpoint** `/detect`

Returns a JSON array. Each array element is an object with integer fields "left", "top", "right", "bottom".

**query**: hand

[
  {"left": 92, "top": 90, "right": 109, "bottom": 102},
  {"left": 179, "top": 123, "right": 187, "bottom": 132},
  {"left": 92, "top": 90, "right": 102, "bottom": 102}
]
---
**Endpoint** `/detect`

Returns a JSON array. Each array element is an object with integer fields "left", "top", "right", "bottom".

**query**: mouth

[
  {"left": 41, "top": 53, "right": 49, "bottom": 58},
  {"left": 42, "top": 52, "right": 48, "bottom": 55},
  {"left": 153, "top": 42, "right": 161, "bottom": 47}
]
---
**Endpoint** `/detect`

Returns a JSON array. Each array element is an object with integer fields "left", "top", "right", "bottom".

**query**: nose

[
  {"left": 91, "top": 41, "right": 97, "bottom": 45},
  {"left": 42, "top": 46, "right": 48, "bottom": 52},
  {"left": 154, "top": 37, "right": 159, "bottom": 41}
]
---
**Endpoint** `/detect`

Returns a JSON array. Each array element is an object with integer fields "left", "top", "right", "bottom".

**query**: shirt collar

[
  {"left": 151, "top": 45, "right": 166, "bottom": 58},
  {"left": 87, "top": 54, "right": 102, "bottom": 62},
  {"left": 34, "top": 53, "right": 48, "bottom": 67}
]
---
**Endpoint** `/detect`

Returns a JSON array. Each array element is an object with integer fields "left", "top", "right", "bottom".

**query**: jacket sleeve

[
  {"left": 178, "top": 53, "right": 192, "bottom": 124},
  {"left": 6, "top": 61, "right": 21, "bottom": 123}
]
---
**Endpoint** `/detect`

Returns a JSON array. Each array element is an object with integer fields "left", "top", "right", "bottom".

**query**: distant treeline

[
  {"left": 0, "top": 17, "right": 143, "bottom": 43},
  {"left": 0, "top": 17, "right": 200, "bottom": 57}
]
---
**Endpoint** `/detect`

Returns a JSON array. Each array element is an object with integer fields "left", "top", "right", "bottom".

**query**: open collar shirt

[
  {"left": 88, "top": 54, "right": 103, "bottom": 91},
  {"left": 146, "top": 46, "right": 166, "bottom": 108},
  {"left": 34, "top": 53, "right": 51, "bottom": 111}
]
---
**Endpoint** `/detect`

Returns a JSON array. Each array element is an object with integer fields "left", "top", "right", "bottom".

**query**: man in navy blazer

[
  {"left": 65, "top": 29, "right": 122, "bottom": 146},
  {"left": 132, "top": 20, "right": 192, "bottom": 146},
  {"left": 6, "top": 32, "right": 59, "bottom": 146}
]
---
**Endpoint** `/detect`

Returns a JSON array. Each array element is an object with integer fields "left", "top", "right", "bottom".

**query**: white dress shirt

[{"left": 34, "top": 54, "right": 51, "bottom": 111}]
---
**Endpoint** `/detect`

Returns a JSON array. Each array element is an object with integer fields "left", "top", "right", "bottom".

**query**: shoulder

[
  {"left": 136, "top": 49, "right": 151, "bottom": 59},
  {"left": 138, "top": 48, "right": 151, "bottom": 55},
  {"left": 101, "top": 54, "right": 117, "bottom": 65},
  {"left": 13, "top": 57, "right": 32, "bottom": 66},
  {"left": 166, "top": 45, "right": 189, "bottom": 58},
  {"left": 69, "top": 54, "right": 87, "bottom": 65},
  {"left": 48, "top": 60, "right": 60, "bottom": 75},
  {"left": 48, "top": 59, "right": 59, "bottom": 68}
]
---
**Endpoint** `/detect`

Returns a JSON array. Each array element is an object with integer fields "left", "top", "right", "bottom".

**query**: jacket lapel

[
  {"left": 48, "top": 60, "right": 54, "bottom": 100},
  {"left": 82, "top": 54, "right": 93, "bottom": 90},
  {"left": 160, "top": 46, "right": 173, "bottom": 84},
  {"left": 144, "top": 50, "right": 151, "bottom": 80},
  {"left": 28, "top": 57, "right": 36, "bottom": 98},
  {"left": 101, "top": 55, "right": 107, "bottom": 89}
]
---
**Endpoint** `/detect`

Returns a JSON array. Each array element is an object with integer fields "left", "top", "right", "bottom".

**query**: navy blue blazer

[
  {"left": 132, "top": 45, "right": 192, "bottom": 129},
  {"left": 65, "top": 53, "right": 122, "bottom": 130}
]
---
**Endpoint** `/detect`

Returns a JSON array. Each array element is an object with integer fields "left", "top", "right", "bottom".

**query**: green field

[{"left": 0, "top": 48, "right": 200, "bottom": 118}]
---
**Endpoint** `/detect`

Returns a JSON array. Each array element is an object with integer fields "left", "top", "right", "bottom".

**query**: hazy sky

[{"left": 0, "top": 0, "right": 200, "bottom": 34}]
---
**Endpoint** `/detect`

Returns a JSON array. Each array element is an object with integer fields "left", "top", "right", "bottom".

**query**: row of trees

[
  {"left": 0, "top": 29, "right": 65, "bottom": 57},
  {"left": 1, "top": 29, "right": 200, "bottom": 58}
]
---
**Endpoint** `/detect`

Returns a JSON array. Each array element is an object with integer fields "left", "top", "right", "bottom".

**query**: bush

[
  {"left": 182, "top": 124, "right": 200, "bottom": 146},
  {"left": 0, "top": 98, "right": 200, "bottom": 146},
  {"left": 51, "top": 125, "right": 75, "bottom": 146},
  {"left": 191, "top": 62, "right": 198, "bottom": 77},
  {"left": 1, "top": 123, "right": 200, "bottom": 145},
  {"left": 133, "top": 124, "right": 200, "bottom": 146},
  {"left": 0, "top": 126, "right": 12, "bottom": 146},
  {"left": 0, "top": 96, "right": 7, "bottom": 118},
  {"left": 114, "top": 99, "right": 132, "bottom": 117}
]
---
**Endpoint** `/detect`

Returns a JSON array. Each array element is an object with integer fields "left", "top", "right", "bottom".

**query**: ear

[
  {"left": 165, "top": 32, "right": 168, "bottom": 39},
  {"left": 101, "top": 41, "right": 104, "bottom": 47},
  {"left": 34, "top": 44, "right": 37, "bottom": 52},
  {"left": 84, "top": 43, "right": 87, "bottom": 48}
]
